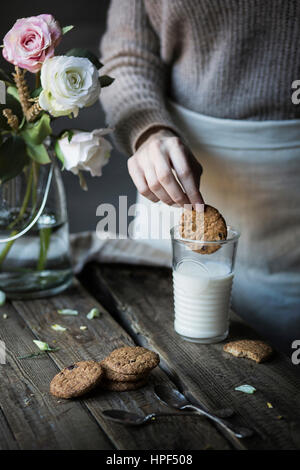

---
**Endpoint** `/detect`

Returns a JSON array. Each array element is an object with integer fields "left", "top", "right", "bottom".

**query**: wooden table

[{"left": 0, "top": 262, "right": 299, "bottom": 450}]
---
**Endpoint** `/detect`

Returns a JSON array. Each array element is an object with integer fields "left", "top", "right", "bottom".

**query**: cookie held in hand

[
  {"left": 223, "top": 340, "right": 273, "bottom": 363},
  {"left": 50, "top": 361, "right": 103, "bottom": 399},
  {"left": 179, "top": 204, "right": 227, "bottom": 254}
]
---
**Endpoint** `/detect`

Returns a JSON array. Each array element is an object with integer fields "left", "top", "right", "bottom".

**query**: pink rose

[{"left": 2, "top": 14, "right": 62, "bottom": 73}]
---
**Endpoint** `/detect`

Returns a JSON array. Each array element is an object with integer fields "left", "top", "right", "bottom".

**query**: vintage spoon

[
  {"left": 183, "top": 390, "right": 235, "bottom": 419},
  {"left": 154, "top": 385, "right": 234, "bottom": 418},
  {"left": 154, "top": 385, "right": 253, "bottom": 439},
  {"left": 102, "top": 409, "right": 195, "bottom": 426}
]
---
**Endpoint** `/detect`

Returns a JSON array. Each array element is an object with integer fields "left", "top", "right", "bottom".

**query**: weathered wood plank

[
  {"left": 12, "top": 280, "right": 231, "bottom": 450},
  {"left": 0, "top": 302, "right": 113, "bottom": 450},
  {"left": 0, "top": 403, "right": 19, "bottom": 450},
  {"left": 80, "top": 263, "right": 300, "bottom": 450}
]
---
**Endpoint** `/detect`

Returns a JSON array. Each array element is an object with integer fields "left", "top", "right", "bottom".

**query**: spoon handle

[
  {"left": 146, "top": 411, "right": 197, "bottom": 421},
  {"left": 103, "top": 410, "right": 198, "bottom": 426},
  {"left": 183, "top": 405, "right": 253, "bottom": 439}
]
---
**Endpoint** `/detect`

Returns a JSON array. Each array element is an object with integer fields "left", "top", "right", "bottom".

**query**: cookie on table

[
  {"left": 100, "top": 359, "right": 148, "bottom": 383},
  {"left": 105, "top": 346, "right": 160, "bottom": 376},
  {"left": 179, "top": 204, "right": 227, "bottom": 254},
  {"left": 50, "top": 361, "right": 103, "bottom": 399},
  {"left": 100, "top": 377, "right": 148, "bottom": 392},
  {"left": 223, "top": 340, "right": 273, "bottom": 363}
]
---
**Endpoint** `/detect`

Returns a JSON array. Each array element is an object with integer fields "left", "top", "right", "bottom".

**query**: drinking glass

[{"left": 171, "top": 225, "right": 240, "bottom": 343}]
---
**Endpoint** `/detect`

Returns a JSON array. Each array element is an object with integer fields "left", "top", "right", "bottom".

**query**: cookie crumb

[{"left": 224, "top": 340, "right": 273, "bottom": 363}]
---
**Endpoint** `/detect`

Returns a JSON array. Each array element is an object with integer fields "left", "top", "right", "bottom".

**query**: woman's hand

[{"left": 127, "top": 129, "right": 204, "bottom": 207}]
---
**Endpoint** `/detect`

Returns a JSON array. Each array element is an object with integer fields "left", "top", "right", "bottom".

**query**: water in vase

[{"left": 0, "top": 210, "right": 73, "bottom": 299}]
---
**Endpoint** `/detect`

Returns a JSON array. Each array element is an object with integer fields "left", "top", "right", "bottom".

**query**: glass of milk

[{"left": 171, "top": 225, "right": 240, "bottom": 344}]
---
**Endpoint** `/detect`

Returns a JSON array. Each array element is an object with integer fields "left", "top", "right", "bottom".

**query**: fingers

[
  {"left": 144, "top": 164, "right": 174, "bottom": 205},
  {"left": 127, "top": 157, "right": 159, "bottom": 203},
  {"left": 152, "top": 150, "right": 190, "bottom": 206},
  {"left": 168, "top": 138, "right": 204, "bottom": 206},
  {"left": 128, "top": 137, "right": 188, "bottom": 207},
  {"left": 127, "top": 130, "right": 204, "bottom": 208}
]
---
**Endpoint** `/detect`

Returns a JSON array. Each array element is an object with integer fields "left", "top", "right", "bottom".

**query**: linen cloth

[{"left": 71, "top": 231, "right": 171, "bottom": 275}]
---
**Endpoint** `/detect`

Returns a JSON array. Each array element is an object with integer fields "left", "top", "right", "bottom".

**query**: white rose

[
  {"left": 58, "top": 129, "right": 112, "bottom": 177},
  {"left": 39, "top": 56, "right": 100, "bottom": 117}
]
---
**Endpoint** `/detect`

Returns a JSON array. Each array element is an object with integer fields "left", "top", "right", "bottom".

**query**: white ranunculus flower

[
  {"left": 58, "top": 129, "right": 112, "bottom": 177},
  {"left": 39, "top": 56, "right": 101, "bottom": 117}
]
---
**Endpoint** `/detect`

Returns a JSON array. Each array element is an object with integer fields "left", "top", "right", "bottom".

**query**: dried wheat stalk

[
  {"left": 13, "top": 66, "right": 31, "bottom": 116},
  {"left": 27, "top": 101, "right": 42, "bottom": 122},
  {"left": 2, "top": 108, "right": 19, "bottom": 131},
  {"left": 12, "top": 66, "right": 42, "bottom": 122}
]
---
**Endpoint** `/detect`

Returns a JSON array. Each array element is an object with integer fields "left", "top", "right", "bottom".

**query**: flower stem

[
  {"left": 8, "top": 165, "right": 33, "bottom": 230},
  {"left": 32, "top": 161, "right": 39, "bottom": 210},
  {"left": 0, "top": 161, "right": 39, "bottom": 267},
  {"left": 18, "top": 348, "right": 60, "bottom": 360},
  {"left": 0, "top": 230, "right": 18, "bottom": 265},
  {"left": 37, "top": 227, "right": 52, "bottom": 271}
]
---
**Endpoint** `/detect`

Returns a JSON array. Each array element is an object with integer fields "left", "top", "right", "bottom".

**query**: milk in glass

[{"left": 173, "top": 260, "right": 233, "bottom": 342}]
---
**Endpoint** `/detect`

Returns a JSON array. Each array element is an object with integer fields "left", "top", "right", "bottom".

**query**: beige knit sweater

[{"left": 100, "top": 0, "right": 300, "bottom": 155}]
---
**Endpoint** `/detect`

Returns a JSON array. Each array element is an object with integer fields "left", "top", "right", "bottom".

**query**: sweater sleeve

[{"left": 99, "top": 0, "right": 178, "bottom": 155}]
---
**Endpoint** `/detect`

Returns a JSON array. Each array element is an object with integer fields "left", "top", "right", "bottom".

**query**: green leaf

[
  {"left": 86, "top": 308, "right": 101, "bottom": 320},
  {"left": 62, "top": 25, "right": 74, "bottom": 35},
  {"left": 57, "top": 309, "right": 78, "bottom": 316},
  {"left": 21, "top": 114, "right": 52, "bottom": 146},
  {"left": 234, "top": 385, "right": 256, "bottom": 394},
  {"left": 31, "top": 86, "right": 42, "bottom": 98},
  {"left": 66, "top": 48, "right": 103, "bottom": 69},
  {"left": 0, "top": 68, "right": 13, "bottom": 84},
  {"left": 18, "top": 115, "right": 26, "bottom": 131},
  {"left": 58, "top": 129, "right": 74, "bottom": 142},
  {"left": 7, "top": 85, "right": 20, "bottom": 102},
  {"left": 67, "top": 130, "right": 74, "bottom": 143},
  {"left": 51, "top": 324, "right": 67, "bottom": 331},
  {"left": 26, "top": 142, "right": 51, "bottom": 164},
  {"left": 54, "top": 139, "right": 64, "bottom": 165},
  {"left": 99, "top": 75, "right": 114, "bottom": 87},
  {"left": 0, "top": 135, "right": 29, "bottom": 183},
  {"left": 33, "top": 340, "right": 53, "bottom": 351}
]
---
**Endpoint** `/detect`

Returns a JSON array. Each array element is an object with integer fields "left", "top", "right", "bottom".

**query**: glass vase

[{"left": 0, "top": 158, "right": 73, "bottom": 299}]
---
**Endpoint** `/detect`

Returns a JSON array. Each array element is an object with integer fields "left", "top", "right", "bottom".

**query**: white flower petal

[
  {"left": 39, "top": 55, "right": 100, "bottom": 117},
  {"left": 57, "top": 130, "right": 112, "bottom": 178}
]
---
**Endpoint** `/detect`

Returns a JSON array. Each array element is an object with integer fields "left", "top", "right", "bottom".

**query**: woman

[{"left": 100, "top": 0, "right": 300, "bottom": 354}]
